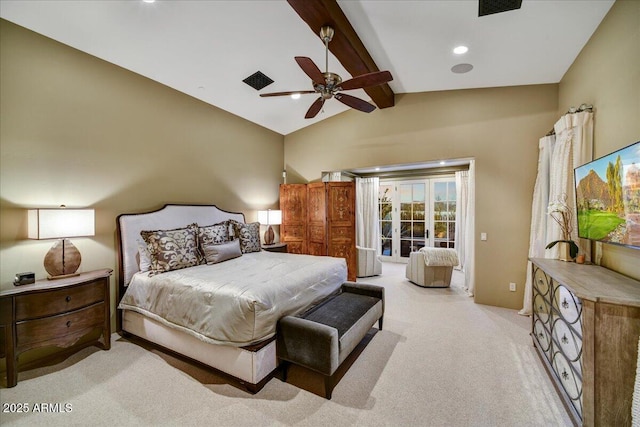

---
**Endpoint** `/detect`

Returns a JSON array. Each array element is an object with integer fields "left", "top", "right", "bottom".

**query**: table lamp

[
  {"left": 28, "top": 207, "right": 95, "bottom": 279},
  {"left": 257, "top": 209, "right": 282, "bottom": 245}
]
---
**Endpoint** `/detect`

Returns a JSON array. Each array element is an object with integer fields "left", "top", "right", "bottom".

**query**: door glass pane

[
  {"left": 431, "top": 179, "right": 457, "bottom": 249},
  {"left": 379, "top": 185, "right": 393, "bottom": 258},
  {"left": 400, "top": 203, "right": 411, "bottom": 220},
  {"left": 398, "top": 183, "right": 426, "bottom": 258},
  {"left": 413, "top": 184, "right": 425, "bottom": 203},
  {"left": 400, "top": 240, "right": 412, "bottom": 257},
  {"left": 448, "top": 182, "right": 457, "bottom": 200},
  {"left": 381, "top": 221, "right": 392, "bottom": 238},
  {"left": 381, "top": 239, "right": 392, "bottom": 256},
  {"left": 434, "top": 182, "right": 446, "bottom": 202},
  {"left": 401, "top": 222, "right": 411, "bottom": 238}
]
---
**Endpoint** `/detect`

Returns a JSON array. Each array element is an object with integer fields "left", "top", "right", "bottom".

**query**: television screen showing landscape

[{"left": 574, "top": 140, "right": 640, "bottom": 249}]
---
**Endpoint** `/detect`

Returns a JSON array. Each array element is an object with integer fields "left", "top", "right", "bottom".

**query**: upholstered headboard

[{"left": 116, "top": 204, "right": 245, "bottom": 291}]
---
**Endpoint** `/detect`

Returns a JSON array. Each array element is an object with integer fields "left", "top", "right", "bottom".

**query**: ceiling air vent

[
  {"left": 243, "top": 71, "right": 274, "bottom": 91},
  {"left": 479, "top": 0, "right": 522, "bottom": 17}
]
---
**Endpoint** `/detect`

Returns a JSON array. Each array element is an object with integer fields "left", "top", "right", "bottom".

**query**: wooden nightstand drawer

[
  {"left": 16, "top": 302, "right": 105, "bottom": 352},
  {"left": 0, "top": 268, "right": 112, "bottom": 387},
  {"left": 15, "top": 280, "right": 104, "bottom": 321}
]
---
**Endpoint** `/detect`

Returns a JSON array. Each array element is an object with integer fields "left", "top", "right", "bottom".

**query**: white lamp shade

[
  {"left": 28, "top": 209, "right": 95, "bottom": 239},
  {"left": 257, "top": 210, "right": 282, "bottom": 225}
]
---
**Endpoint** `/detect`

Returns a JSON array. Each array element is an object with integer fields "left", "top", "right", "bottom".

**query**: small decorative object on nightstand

[
  {"left": 262, "top": 243, "right": 287, "bottom": 253},
  {"left": 0, "top": 268, "right": 112, "bottom": 388}
]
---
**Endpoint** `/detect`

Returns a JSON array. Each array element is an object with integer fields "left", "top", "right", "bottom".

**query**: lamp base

[
  {"left": 264, "top": 225, "right": 275, "bottom": 245},
  {"left": 44, "top": 239, "right": 82, "bottom": 279}
]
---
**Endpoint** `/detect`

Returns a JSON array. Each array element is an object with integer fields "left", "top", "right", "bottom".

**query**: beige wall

[
  {"left": 285, "top": 85, "right": 559, "bottom": 309},
  {"left": 0, "top": 20, "right": 284, "bottom": 322},
  {"left": 1, "top": 0, "right": 637, "bottom": 319},
  {"left": 558, "top": 0, "right": 640, "bottom": 280}
]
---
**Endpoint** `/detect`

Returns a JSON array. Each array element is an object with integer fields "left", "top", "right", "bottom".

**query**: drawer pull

[
  {"left": 66, "top": 321, "right": 71, "bottom": 328},
  {"left": 66, "top": 296, "right": 72, "bottom": 302},
  {"left": 561, "top": 334, "right": 569, "bottom": 344},
  {"left": 562, "top": 298, "right": 569, "bottom": 309}
]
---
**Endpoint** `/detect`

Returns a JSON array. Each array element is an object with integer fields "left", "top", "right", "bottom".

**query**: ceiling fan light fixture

[{"left": 259, "top": 25, "right": 392, "bottom": 118}]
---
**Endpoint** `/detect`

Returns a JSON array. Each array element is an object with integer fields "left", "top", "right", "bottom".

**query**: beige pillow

[{"left": 202, "top": 239, "right": 242, "bottom": 264}]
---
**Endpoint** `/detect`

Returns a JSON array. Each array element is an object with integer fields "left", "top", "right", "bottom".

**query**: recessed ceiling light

[
  {"left": 440, "top": 161, "right": 446, "bottom": 165},
  {"left": 453, "top": 45, "right": 469, "bottom": 55},
  {"left": 375, "top": 167, "right": 380, "bottom": 171},
  {"left": 451, "top": 63, "right": 474, "bottom": 74},
  {"left": 143, "top": 0, "right": 156, "bottom": 3},
  {"left": 290, "top": 93, "right": 301, "bottom": 100}
]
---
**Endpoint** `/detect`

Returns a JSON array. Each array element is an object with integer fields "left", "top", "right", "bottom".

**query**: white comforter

[{"left": 119, "top": 251, "right": 347, "bottom": 346}]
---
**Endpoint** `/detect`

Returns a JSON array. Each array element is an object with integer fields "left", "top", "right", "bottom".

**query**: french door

[{"left": 379, "top": 178, "right": 456, "bottom": 262}]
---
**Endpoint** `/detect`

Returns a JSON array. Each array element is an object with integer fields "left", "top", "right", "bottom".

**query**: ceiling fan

[{"left": 260, "top": 26, "right": 393, "bottom": 119}]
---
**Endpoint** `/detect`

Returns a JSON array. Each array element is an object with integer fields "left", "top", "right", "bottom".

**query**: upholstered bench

[{"left": 276, "top": 282, "right": 384, "bottom": 399}]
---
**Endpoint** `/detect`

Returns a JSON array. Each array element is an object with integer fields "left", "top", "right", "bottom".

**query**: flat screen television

[{"left": 574, "top": 140, "right": 640, "bottom": 249}]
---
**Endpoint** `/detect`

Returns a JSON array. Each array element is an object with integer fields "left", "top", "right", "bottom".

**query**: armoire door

[
  {"left": 307, "top": 183, "right": 327, "bottom": 256},
  {"left": 279, "top": 184, "right": 307, "bottom": 254},
  {"left": 326, "top": 182, "right": 356, "bottom": 281}
]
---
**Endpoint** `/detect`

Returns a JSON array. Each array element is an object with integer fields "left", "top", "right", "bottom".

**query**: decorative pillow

[
  {"left": 137, "top": 239, "right": 152, "bottom": 272},
  {"left": 140, "top": 223, "right": 202, "bottom": 275},
  {"left": 201, "top": 239, "right": 242, "bottom": 264},
  {"left": 228, "top": 219, "right": 240, "bottom": 240},
  {"left": 199, "top": 221, "right": 230, "bottom": 247},
  {"left": 232, "top": 221, "right": 262, "bottom": 253}
]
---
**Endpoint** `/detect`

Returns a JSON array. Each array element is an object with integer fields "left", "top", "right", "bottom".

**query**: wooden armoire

[{"left": 280, "top": 182, "right": 356, "bottom": 281}]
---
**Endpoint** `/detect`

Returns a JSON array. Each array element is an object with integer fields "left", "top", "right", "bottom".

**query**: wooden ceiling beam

[{"left": 287, "top": 0, "right": 395, "bottom": 109}]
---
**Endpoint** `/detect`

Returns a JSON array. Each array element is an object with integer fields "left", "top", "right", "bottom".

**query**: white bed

[{"left": 117, "top": 204, "right": 347, "bottom": 391}]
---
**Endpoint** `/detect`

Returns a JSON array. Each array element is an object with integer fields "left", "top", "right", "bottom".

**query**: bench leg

[
  {"left": 324, "top": 375, "right": 333, "bottom": 399},
  {"left": 378, "top": 316, "right": 383, "bottom": 330},
  {"left": 281, "top": 361, "right": 290, "bottom": 382}
]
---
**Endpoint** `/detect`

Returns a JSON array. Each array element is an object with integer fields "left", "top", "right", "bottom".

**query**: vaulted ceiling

[{"left": 0, "top": 0, "right": 614, "bottom": 135}]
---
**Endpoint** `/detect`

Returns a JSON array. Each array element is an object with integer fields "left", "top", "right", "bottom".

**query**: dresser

[
  {"left": 530, "top": 258, "right": 640, "bottom": 426},
  {"left": 0, "top": 269, "right": 112, "bottom": 387}
]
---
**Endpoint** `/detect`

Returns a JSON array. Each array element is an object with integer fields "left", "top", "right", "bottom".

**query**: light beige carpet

[{"left": 0, "top": 262, "right": 572, "bottom": 426}]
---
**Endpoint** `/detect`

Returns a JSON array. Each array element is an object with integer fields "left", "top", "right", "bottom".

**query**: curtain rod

[{"left": 546, "top": 103, "right": 593, "bottom": 136}]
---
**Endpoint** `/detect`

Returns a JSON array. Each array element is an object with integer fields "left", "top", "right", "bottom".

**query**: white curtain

[
  {"left": 455, "top": 170, "right": 469, "bottom": 271},
  {"left": 355, "top": 177, "right": 380, "bottom": 251},
  {"left": 520, "top": 111, "right": 593, "bottom": 314},
  {"left": 519, "top": 135, "right": 555, "bottom": 316},
  {"left": 547, "top": 112, "right": 593, "bottom": 258},
  {"left": 463, "top": 161, "right": 476, "bottom": 297}
]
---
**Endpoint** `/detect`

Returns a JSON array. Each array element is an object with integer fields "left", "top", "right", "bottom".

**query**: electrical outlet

[{"left": 509, "top": 282, "right": 516, "bottom": 292}]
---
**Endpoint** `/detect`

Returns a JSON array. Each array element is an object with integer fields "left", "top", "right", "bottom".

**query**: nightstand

[
  {"left": 0, "top": 268, "right": 112, "bottom": 387},
  {"left": 262, "top": 243, "right": 288, "bottom": 253}
]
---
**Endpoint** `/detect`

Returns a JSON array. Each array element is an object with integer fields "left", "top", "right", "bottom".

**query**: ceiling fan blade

[
  {"left": 334, "top": 93, "right": 376, "bottom": 113},
  {"left": 295, "top": 57, "right": 326, "bottom": 84},
  {"left": 339, "top": 71, "right": 393, "bottom": 91},
  {"left": 260, "top": 90, "right": 317, "bottom": 97},
  {"left": 305, "top": 97, "right": 325, "bottom": 119}
]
